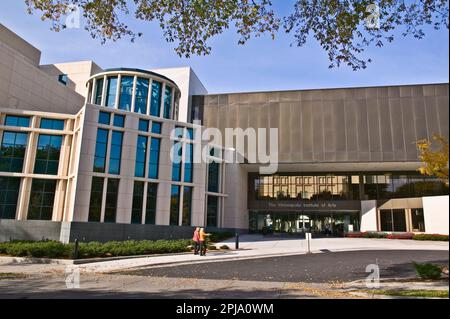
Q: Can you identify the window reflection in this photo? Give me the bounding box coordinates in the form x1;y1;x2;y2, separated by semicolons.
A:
118;76;134;111
163;86;172;119
0;131;28;172
94;78;104;105
149;138;160;179
105;77;118;107
253;173;448;201
150;81;162;117
134;78;149;114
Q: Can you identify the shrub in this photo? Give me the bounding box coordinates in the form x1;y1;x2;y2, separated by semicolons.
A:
345;232;364;238
207;245;217;250
0;241;71;258
220;245;230;250
0;239;192;259
386;233;414;240
362;232;388;239
209;232;235;243
413;234;449;242
413;262;443;280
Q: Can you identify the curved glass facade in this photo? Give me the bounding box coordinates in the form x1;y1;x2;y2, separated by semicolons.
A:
87;70;180;121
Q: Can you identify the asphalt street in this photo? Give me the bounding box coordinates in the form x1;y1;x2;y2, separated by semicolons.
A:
121;250;449;283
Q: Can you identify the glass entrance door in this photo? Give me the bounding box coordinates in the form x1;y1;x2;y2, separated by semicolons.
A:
249;211;360;237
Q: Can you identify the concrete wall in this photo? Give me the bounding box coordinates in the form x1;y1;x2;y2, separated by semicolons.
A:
153;67;208;123
0;25;85;114
64;222;196;243
203;83;449;164
0;23;41;66
423;195;449;235
360;200;378;232
223;164;248;229
40;61;103;98
0;220;62;242
0;220;246;243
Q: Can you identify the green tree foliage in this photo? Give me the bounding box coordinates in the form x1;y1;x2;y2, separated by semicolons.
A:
24;1;448;69
417;134;449;185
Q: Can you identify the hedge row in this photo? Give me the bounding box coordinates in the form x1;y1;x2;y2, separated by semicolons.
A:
0;239;193;259
412;234;449;241
209;232;235;243
345;232;449;241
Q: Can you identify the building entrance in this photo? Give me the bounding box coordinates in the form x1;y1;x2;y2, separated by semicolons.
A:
249;211;360;237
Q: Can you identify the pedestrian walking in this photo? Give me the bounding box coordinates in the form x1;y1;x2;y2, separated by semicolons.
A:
199;228;211;256
192;227;200;255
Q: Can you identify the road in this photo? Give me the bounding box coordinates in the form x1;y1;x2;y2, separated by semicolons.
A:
121;250;448;283
0;250;447;298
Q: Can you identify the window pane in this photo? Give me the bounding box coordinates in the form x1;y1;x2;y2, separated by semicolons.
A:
5;116;30;127
186;128;194;140
109;131;123;175
135;135;147;177
184;143;193;183
150;81;162;117
118;76;134;111
131;181;144;224
411;208;425;232
171;142;182;181
146;183;158;224
106;76;118;107
104;179;119;223
93;129;108;173
207;196;219;227
393;175;410;198
34;135;62;175
170;185;180;226
208;161;220;193
40;119;64;130
0;177;20;219
182;186;192;226
98;111;111;125
380;210;393;232
95;78;104;105
88;177;104;222
392;209;407;232
0;132;28;172
135;78;149;114
96;128;109;143
139;119;149;132
151;122;162;134
113;114;125;128
174;126;184;139
163;86;172;119
149;138;160;179
94;144;107;160
58;74;68;85
27;179;56;220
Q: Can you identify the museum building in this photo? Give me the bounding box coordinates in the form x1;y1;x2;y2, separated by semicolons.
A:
0;23;448;242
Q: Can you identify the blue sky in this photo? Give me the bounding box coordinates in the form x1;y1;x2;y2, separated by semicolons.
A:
1;0;448;93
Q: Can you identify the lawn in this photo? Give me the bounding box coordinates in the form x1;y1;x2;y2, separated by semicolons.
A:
366;289;449;298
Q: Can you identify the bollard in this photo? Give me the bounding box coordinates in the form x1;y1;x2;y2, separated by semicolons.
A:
235;233;239;250
72;239;79;260
306;232;312;254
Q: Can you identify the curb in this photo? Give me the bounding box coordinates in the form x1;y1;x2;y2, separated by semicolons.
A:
0;256;74;265
0;251;195;266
